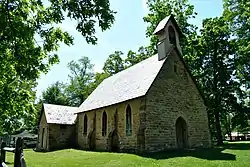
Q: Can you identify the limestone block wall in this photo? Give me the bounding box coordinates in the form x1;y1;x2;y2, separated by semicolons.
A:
77;98;145;152
145;50;211;152
37;113;49;151
77;111;96;149
49;124;76;151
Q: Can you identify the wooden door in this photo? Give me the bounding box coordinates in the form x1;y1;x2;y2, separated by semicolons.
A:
176;117;188;148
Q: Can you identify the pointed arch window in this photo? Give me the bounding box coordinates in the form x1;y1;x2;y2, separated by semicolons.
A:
168;26;177;46
126;105;132;136
102;111;107;136
83;114;88;135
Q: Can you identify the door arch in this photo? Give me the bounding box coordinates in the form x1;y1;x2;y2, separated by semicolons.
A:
88;130;96;150
108;130;119;152
175;117;188;148
88;113;96;150
107;111;120;152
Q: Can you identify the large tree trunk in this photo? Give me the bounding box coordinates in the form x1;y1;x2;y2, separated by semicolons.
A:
215;111;223;145
226;116;232;142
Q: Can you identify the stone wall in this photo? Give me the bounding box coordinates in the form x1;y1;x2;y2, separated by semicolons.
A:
48;124;76;151
77;98;145;152
145;49;211;152
37;112;49;151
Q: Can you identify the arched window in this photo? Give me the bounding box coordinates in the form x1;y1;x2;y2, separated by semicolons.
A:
168;26;177;46
83;114;88;135
126;105;132;136
102;111;107;136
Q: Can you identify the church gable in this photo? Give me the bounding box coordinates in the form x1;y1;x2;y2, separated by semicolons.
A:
143;15;211;151
144;49;211;150
39;112;47;127
147;48;205;109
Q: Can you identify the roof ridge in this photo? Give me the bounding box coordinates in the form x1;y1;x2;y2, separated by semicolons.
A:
102;54;159;82
77;53;167;113
44;103;78;108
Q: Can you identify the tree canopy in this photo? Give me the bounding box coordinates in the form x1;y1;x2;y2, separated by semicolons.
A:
40;81;69;106
66;57;95;106
0;0;115;134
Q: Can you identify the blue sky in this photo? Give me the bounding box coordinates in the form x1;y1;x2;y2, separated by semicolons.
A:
35;0;223;99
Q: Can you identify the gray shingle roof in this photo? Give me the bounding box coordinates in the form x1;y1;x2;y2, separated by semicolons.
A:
153;15;171;34
43;104;78;125
76;54;167;113
153;15;182;36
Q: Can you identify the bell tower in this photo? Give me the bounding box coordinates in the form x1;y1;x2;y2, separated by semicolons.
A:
153;15;183;60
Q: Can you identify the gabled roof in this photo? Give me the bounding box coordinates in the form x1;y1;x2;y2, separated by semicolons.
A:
43;103;78;125
76;47;208;114
153;14;183;36
76;54;168;113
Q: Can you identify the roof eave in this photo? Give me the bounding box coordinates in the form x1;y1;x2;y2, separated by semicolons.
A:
153;15;184;38
75;95;147;115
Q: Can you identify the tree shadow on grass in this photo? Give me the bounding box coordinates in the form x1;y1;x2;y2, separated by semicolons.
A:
223;142;250;150
135;142;250;161
139;147;236;161
33;142;250;161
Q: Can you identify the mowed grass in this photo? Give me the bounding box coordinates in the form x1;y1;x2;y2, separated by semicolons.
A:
6;142;250;167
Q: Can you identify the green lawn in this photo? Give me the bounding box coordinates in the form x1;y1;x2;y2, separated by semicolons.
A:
6;142;250;167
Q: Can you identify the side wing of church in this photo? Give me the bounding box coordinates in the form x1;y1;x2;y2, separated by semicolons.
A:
37;104;78;151
75;15;211;153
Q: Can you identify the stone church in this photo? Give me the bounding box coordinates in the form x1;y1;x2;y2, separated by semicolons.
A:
75;15;211;153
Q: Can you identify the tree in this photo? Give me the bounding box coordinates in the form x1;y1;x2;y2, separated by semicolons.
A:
125;46;151;67
103;51;125;75
231;103;250;134
40;81;69;105
222;0;250;140
223;0;250;91
0;0;115;133
193;17;239;145
0;79;37;134
66;56;95;106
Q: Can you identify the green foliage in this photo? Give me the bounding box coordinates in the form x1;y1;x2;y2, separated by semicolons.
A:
66;57;95;106
223;0;250;90
193;17;240;145
0;0;115;133
39;57;110;109
40;81;69;105
0;79;37;134
103;51;125;75
125;46;151;67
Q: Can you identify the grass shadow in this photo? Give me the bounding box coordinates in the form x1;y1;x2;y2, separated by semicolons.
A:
32;142;250;161
76;147;236;161
139;147;236;161
223;142;250;150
